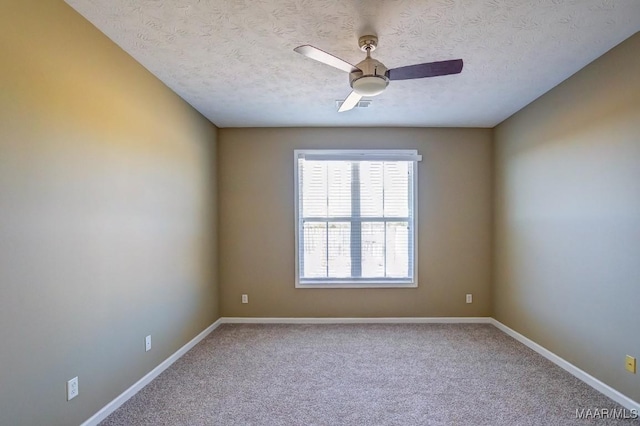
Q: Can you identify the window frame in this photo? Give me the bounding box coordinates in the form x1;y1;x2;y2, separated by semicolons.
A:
294;149;420;289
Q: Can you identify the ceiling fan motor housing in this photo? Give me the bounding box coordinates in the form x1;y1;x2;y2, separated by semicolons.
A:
350;57;389;96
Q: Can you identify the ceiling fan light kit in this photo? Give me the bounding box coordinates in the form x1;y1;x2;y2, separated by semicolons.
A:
294;34;463;112
351;76;388;96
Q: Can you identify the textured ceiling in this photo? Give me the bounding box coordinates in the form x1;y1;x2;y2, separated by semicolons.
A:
65;0;640;128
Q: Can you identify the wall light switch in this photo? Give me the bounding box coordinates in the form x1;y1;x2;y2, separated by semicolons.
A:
626;355;636;373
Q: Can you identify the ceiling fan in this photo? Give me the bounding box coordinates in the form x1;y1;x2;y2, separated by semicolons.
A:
294;35;463;112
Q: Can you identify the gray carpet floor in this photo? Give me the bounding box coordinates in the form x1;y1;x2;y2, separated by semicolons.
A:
100;324;638;425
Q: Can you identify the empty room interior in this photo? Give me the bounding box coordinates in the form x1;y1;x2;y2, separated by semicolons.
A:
1;1;639;425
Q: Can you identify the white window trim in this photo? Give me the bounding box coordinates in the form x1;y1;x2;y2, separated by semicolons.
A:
294;149;420;289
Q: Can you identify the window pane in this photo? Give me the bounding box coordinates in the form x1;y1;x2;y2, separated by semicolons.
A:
360;162;383;217
328;222;351;277
361;222;385;277
386;221;410;278
384;161;409;218
327;161;351;217
301;161;327;217
302;222;326;277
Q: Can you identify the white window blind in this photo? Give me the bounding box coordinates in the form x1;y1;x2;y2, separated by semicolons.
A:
295;149;420;288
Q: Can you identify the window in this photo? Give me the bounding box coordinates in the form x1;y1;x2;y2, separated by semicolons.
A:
295;149;421;288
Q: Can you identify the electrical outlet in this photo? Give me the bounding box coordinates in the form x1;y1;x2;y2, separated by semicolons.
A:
626;355;636;374
145;335;152;352
241;294;249;304
466;294;473;304
67;377;79;401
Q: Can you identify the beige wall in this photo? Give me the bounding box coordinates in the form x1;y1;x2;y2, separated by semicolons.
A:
494;33;640;402
219;128;493;317
4;0;636;421
0;2;218;425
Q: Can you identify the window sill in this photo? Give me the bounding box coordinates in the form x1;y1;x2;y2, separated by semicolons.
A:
296;281;417;289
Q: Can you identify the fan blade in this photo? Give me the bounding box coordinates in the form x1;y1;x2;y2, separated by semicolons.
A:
386;59;463;81
338;91;363;112
294;45;359;73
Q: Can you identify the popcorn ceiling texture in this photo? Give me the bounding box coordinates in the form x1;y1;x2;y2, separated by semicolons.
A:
65;0;640;127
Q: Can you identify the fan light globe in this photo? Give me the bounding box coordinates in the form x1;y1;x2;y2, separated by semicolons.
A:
352;76;388;97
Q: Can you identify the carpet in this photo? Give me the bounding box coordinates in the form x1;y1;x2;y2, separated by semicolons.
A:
99;324;637;425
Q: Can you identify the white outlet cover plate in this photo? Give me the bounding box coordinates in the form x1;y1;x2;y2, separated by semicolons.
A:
145;335;152;352
67;377;79;401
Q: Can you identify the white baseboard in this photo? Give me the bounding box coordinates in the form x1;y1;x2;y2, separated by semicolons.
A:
80;318;224;426
220;316;492;324
490;318;640;412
